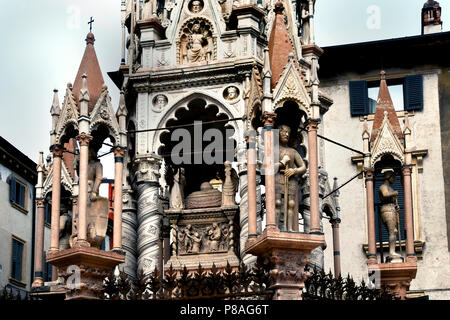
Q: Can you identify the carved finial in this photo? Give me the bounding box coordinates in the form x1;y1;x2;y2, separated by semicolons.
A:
263;47;271;77
380;70;386;80
383;110;389;120
362;115;370;139
86;32;95;45
67;82;73;90
46;154;52;167
274;1;284;13
50;89;60;116
37;151;45;172
102;84;108;92
403;111;412;135
79;73;90;102
117;90;128;117
333;177;340;198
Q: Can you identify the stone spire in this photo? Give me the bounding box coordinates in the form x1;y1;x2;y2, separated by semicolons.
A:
370;71;403;143
72;32;105;113
268;1;298;90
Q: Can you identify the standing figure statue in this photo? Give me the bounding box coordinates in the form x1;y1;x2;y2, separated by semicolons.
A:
207;223;222;251
185;23;210;63
170;167;186;209
222;161;239;206
275;125;307;232
301;1;311;45
379;169;402;262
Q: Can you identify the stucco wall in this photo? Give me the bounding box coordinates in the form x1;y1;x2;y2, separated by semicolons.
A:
320;71;450;299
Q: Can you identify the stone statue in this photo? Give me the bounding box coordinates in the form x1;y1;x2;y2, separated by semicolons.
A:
70;147;109;248
183;23;212;63
179;224;193;253
142;0;157;20
222;161;239;206
207;223;222;251
379;169;402;262
59;202;72;250
275;125;307;231
301;1;311;45
169;167;185;209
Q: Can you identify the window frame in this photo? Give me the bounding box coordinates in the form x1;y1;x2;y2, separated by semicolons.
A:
9;236;26;288
9;175;29;214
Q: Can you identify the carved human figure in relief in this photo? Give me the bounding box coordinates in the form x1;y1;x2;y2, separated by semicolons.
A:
275;125;307;232
186;231;202;253
301;1;311;45
182;22;212;63
379;169;401;261
189;0;203;13
207;223;222;251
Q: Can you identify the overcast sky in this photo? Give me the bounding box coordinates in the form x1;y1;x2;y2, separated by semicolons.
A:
0;0;447;176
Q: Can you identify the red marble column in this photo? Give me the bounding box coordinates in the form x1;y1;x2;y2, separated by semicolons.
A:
262;112;277;230
402;166;415;261
365;169;377;264
246;131;257;238
307;120;321;234
113;147;126;251
331;218;341;277
75;134;92;247
32;199;46;287
50;145;63;252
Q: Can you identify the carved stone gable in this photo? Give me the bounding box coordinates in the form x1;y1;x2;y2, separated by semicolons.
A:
89;88;121;145
55;86;79;144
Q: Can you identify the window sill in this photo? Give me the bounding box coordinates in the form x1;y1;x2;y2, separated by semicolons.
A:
9;277;26;288
363;240;425;258
10;201;28;215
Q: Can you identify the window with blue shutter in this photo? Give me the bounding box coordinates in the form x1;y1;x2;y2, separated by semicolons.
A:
9;177;16;203
9;176;27;212
404;74;424;111
374;173;407;243
349;81;369;116
11;239;24;282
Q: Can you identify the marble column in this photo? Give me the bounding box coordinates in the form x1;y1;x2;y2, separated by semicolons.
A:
75;134;92;247
50;145;63;252
32;199;46;287
134;155;162;275
113;147;127;251
262;112;277;230
246;131;258;238
365;169;377;264
402;166;416;261
121;188;138;278
331;218;341;276
307;120;321;234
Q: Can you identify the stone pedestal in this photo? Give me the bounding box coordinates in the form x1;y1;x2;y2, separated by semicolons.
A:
245;227;325;300
368;260;417;300
165;205;240;273
46;247;125;300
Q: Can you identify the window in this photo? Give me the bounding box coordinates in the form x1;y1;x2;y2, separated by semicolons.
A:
10;238;25;283
349;74;423;116
9;176;28;213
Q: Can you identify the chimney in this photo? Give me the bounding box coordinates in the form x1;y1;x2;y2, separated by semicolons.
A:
422;0;443;35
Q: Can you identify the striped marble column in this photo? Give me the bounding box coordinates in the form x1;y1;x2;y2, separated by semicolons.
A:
121;188;138;278
134;155;162;275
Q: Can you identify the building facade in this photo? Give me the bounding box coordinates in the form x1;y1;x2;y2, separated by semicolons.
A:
0;136;51;296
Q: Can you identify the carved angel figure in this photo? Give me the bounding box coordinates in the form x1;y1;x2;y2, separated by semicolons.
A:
222;161;239;206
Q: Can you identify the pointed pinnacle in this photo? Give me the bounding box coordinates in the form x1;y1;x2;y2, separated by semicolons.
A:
37;151;45;172
263;47;271;77
50;89;61;116
79;73;90;102
117;91;128;117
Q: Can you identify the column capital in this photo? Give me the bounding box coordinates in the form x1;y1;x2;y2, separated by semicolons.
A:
134;154;162;184
306;118;320;130
402;165;412;176
50;144;64;157
364;168;375;178
36;199;46;208
76;133;93;146
113;146;127;158
261;112;277;128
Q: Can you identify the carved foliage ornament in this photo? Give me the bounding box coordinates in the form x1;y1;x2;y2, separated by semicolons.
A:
90;90;121;145
55;86;79;144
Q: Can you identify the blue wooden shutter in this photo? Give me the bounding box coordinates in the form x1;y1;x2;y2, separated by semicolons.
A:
404;74;423;111
18;184;25;207
9;177;16;203
349;81;369;116
12;240;23;281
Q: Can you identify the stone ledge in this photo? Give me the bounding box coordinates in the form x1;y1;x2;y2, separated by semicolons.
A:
245;227;325;257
